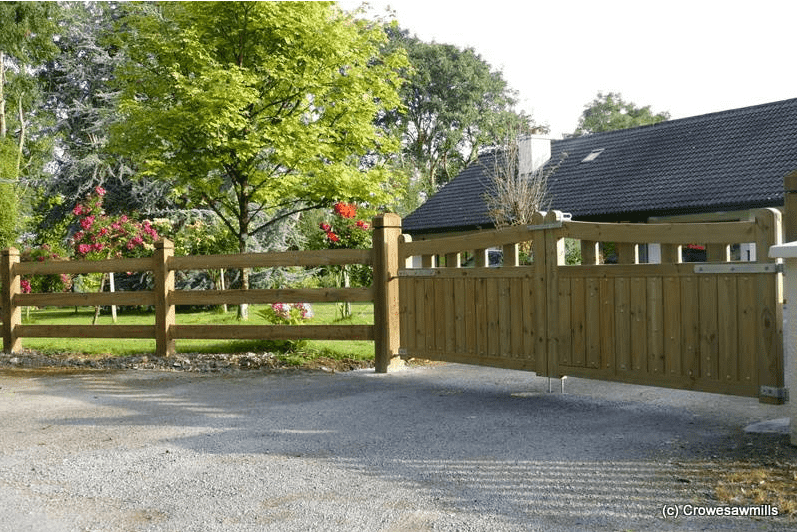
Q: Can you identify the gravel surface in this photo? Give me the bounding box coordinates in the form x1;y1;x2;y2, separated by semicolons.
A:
0;357;795;531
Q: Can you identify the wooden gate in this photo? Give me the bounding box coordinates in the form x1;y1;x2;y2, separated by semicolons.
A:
398;209;785;403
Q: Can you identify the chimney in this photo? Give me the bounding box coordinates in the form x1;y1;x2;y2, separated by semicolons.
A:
517;135;552;177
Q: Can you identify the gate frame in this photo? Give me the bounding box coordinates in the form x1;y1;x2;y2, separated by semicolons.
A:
396;208;785;404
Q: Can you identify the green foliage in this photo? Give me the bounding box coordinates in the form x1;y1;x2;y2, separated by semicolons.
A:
111;2;408;256
564;238;582;265
170;216;239;257
0;140;17;248
573;91;670;136
0;2;58;63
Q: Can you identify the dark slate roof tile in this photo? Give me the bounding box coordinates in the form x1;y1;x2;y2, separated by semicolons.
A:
404;98;797;233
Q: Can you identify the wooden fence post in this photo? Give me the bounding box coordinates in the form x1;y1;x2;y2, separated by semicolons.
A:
372;214;402;373
154;239;175;357
1;247;21;353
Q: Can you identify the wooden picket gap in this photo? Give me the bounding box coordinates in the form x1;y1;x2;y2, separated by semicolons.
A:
397;208;785;403
1;215;401;372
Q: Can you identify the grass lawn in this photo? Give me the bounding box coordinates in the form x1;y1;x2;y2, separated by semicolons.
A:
19;302;375;363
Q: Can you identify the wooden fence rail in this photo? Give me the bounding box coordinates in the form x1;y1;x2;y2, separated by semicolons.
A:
1;214;402;372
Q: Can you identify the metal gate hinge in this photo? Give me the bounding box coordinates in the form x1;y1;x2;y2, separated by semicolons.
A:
759;386;789;402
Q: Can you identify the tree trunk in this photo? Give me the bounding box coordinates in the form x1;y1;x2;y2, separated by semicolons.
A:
236;218;249;321
0;50;6;139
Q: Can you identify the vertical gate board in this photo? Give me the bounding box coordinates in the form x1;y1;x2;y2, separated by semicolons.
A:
454;278;466;354
413;278;425;353
680;276;700;380
465;278;476;354
558;278;573;366
499;278;512;357
401;278;415;353
585;278;601;369
717;275;738;382
647;277;665;376
699;276;719;380
434;278;446;353
600;278;616;372
736;275;756;385
420;279;432;352
422;279;437;353
663;276;682;377
630;277;647;372
444;278;455;353
614;277;631;372
510;278;524;357
476;279;488;356
486;278;500;356
570;277;586;367
522;277;536;364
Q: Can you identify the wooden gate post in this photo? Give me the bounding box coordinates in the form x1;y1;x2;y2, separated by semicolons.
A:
372;214;402;373
1;248;21;353
154;239;175;357
755;208;784;404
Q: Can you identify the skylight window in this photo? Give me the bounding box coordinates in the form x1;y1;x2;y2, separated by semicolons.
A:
581;148;605;162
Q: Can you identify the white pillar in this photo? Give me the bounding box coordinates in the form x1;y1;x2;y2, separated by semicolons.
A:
769;242;797;446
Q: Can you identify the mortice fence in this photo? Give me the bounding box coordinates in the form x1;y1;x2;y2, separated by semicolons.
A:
0;207;791;404
1;215;402;373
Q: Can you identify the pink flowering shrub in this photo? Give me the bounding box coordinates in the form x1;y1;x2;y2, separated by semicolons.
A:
70;187;162;260
19;244;73;294
256;302;314;352
259;302;314;325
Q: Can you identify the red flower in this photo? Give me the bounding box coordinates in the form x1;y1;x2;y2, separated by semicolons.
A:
95;186;106;196
356;220;369;230
319;222;331;232
333;202;356;219
326;231;340;243
20;280;32;294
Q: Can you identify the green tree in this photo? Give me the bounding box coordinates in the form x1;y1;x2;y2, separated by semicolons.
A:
573;91;670;136
111;1;406;319
383;28;541;193
0;1;58;248
36;2;172;234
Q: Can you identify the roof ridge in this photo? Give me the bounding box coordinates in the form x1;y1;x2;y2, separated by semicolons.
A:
563;96;797;140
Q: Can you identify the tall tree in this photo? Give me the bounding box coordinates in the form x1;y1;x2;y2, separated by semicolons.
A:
111;1;406;319
36;1;173;236
573;91;670;136
0;1;58;247
383;28;541;193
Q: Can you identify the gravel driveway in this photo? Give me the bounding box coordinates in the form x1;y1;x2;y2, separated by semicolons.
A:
1;363;795;531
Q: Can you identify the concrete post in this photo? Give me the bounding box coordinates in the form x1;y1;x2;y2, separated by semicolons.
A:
769;241;797;446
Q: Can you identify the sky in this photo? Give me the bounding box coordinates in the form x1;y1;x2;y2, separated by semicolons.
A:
339;0;797;138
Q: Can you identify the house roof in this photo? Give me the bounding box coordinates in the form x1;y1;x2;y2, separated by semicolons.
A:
403;97;797;234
